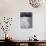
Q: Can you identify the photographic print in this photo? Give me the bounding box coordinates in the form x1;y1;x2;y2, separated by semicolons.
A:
20;12;32;29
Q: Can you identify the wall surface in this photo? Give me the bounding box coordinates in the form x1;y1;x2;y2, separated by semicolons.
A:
0;0;46;40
